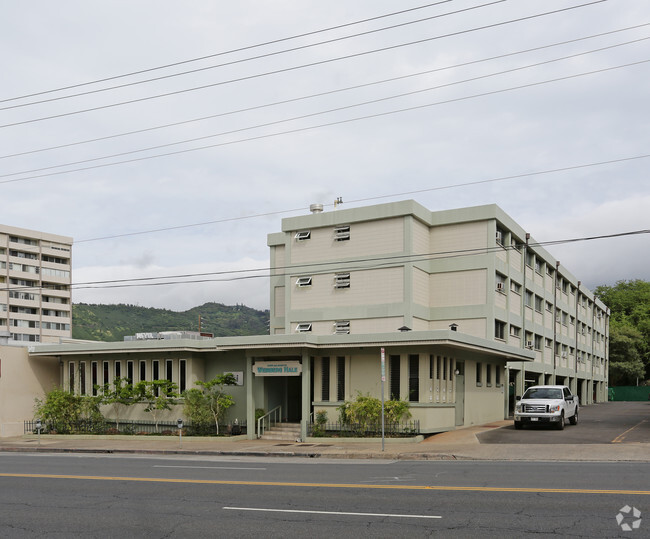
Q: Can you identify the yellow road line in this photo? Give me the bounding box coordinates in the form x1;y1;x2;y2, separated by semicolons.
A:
0;473;649;495
612;419;647;443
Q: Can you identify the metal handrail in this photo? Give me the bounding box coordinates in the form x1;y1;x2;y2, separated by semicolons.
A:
257;405;282;438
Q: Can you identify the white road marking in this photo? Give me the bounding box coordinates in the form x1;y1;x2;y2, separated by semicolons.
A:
223;507;441;519
154;465;265;470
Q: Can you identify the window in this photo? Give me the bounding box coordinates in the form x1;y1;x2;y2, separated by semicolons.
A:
389;355;400;400
127;361;134;385
476;362;482;385
534;335;543;351
296;276;312;287
152;360;160;396
436;356;442;380
486;364;492;386
166;360;173;382
408;355;419;402
495;365;501;387
139;360;146;382
545;338;553;348
103;361;109;386
295;231;311;241
296;323;312;333
91;362;98;396
496;228;504;246
525;290;533;308
510;281;522;294
334;225;350;241
336;357;345;401
114;361;121;379
79;362;86;395
443;357;447;380
545;301;553;312
179;360;187;393
69;362;75;393
534;295;543;312
534;258;543;274
321;357;330;401
334;273;350;289
495;320;506;340
511;236;522;252
526;251;534;268
429;355;434;379
334;320;350;334
510;325;521;338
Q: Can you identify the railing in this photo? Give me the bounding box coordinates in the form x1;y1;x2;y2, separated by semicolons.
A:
257;405;282;438
24;419;246;436
309;420;420;437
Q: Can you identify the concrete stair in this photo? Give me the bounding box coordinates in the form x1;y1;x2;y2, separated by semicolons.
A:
260;422;301;441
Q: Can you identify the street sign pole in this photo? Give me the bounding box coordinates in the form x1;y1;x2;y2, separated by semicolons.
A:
381;347;385;452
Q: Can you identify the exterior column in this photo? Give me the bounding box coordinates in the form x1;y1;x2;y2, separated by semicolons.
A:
300;350;311;441
246;355;255;440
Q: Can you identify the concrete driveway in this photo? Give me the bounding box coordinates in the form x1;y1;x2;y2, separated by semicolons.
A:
477;401;650;445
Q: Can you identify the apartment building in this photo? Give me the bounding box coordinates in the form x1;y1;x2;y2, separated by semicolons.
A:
268;200;609;407
0;224;73;344
23;200;607;439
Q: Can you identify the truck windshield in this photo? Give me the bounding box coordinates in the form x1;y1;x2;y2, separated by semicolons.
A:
524;388;563;399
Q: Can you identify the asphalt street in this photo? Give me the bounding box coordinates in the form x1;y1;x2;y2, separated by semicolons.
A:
0;453;647;538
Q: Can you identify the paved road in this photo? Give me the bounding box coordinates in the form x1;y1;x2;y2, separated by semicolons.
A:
478;401;650;445
0;453;648;537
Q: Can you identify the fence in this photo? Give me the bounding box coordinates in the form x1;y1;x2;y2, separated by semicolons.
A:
609;386;650;402
24;419;247;436
309;420;420;437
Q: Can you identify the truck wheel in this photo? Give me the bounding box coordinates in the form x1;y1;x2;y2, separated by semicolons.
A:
569;409;578;425
556;413;565;430
514;422;523;430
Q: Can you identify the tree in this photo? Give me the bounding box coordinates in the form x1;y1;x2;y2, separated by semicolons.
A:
596;280;650;384
134;380;179;433
34;388;103;434
98;377;138;431
183;374;237;435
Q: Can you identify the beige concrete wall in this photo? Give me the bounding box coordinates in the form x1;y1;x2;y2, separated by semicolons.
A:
412;267;429;308
463;360;507;426
412;219;429;254
430;269;487;307
428;318;487;338
430;221;488;256
0;345;59;437
290;217;404;264
291;267;404;310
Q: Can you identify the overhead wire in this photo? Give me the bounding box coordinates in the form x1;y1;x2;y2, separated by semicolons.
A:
3;228;648;293
2;58;648;186
0;0;458;103
4;22;645;162
0;0;608;129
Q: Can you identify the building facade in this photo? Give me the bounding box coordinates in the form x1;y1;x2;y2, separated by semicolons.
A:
0;224;72;344
268;200;609;408
19;200;608;440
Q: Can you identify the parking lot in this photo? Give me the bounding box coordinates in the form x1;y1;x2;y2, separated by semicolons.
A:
478;401;650;445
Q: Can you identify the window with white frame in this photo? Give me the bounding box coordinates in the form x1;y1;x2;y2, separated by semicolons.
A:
510;281;522;294
495;273;506;293
494;320;506;340
334;320;350;334
296;276;312;287
294;231;311;241
510;325;521;338
296;323;312;333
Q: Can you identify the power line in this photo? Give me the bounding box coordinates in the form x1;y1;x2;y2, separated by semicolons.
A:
3;58;648;186
0;1;607;129
0;1;457;104
2;1;501;111
5;23;645;162
4;228;648;293
72;153;650;243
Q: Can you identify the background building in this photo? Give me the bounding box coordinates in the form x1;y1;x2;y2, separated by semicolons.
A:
0;224;72;344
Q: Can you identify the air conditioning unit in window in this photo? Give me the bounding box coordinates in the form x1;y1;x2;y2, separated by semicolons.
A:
496;282;504;291
526;341;533;349
495;230;503;244
561;352;568;358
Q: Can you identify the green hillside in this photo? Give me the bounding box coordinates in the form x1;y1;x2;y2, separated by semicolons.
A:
72;302;269;342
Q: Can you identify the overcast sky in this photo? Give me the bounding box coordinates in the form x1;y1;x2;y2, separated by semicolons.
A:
2;0;648;311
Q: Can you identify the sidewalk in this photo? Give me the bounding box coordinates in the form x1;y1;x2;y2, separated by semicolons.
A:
1;421;648;461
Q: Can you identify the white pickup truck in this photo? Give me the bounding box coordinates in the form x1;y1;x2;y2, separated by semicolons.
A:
514;385;579;430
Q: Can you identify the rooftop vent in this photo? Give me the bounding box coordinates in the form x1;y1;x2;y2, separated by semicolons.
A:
309;203;324;214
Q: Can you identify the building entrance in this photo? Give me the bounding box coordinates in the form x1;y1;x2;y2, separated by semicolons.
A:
264;375;303;422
